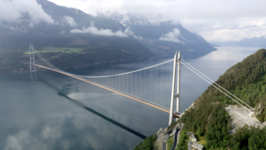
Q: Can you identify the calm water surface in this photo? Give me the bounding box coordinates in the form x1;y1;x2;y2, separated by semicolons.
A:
0;47;262;150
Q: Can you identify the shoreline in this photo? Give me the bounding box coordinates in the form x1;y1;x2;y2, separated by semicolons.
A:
0;55;152;75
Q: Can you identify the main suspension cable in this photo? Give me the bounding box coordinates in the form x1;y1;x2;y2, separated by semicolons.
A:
181;59;253;110
180;61;252;112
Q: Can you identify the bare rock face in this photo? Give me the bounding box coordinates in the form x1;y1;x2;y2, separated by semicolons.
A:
254;102;266;122
255;103;265;116
157;128;164;136
225;105;265;134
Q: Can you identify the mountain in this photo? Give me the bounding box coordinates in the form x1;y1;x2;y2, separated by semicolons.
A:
212;37;266;47
0;0;216;57
0;0;216;73
101;14;217;58
135;49;266;150
200;49;266;121
177;48;266;149
0;0;146;53
0;0;153;73
131;22;216;58
185;49;266;146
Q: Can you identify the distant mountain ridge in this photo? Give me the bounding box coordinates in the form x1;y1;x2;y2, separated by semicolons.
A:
130;22;216;58
212;37;266;47
101;14;216;58
0;0;217;73
0;0;152;73
0;0;133;51
0;0;215;59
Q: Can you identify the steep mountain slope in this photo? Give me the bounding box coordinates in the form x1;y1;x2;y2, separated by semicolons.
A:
135;49;266;150
0;0;152;73
0;0;148;54
178;48;266;149
133;23;216;58
104;15;216;58
0;0;216;58
200;49;266;121
0;0;216;73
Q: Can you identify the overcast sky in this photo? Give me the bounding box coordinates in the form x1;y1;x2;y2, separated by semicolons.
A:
47;0;266;42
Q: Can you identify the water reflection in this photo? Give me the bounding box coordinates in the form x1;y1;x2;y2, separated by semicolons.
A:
0;76;149;150
2;80;144;150
40;78;146;139
200;47;262;61
3;112;130;150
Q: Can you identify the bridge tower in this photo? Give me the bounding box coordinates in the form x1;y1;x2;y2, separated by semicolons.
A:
29;44;36;72
169;52;181;125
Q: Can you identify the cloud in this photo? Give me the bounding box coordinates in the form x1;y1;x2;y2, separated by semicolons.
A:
67;92;116;100
159;28;183;43
133;35;143;39
62;16;77;27
70;22;143;38
198;17;266;41
2;112;140;150
48;0;266;42
200;27;266;42
0;0;54;27
70;22;131;37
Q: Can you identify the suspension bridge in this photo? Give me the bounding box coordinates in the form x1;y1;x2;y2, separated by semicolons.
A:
28;44;254;125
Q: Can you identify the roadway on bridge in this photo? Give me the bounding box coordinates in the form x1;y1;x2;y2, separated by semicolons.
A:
33;64;178;117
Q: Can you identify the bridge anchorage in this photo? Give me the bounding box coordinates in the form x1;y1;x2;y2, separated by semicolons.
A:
29;44;256;126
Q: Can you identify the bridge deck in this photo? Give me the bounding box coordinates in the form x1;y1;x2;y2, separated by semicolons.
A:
33;64;178;117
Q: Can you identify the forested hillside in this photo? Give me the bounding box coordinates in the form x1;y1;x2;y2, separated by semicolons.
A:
178;49;266;149
135;49;266;150
0;0;216;73
200;49;266;122
0;41;152;73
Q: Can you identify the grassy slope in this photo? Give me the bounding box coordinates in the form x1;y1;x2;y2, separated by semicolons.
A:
167;136;174;150
25;47;82;54
0;44;153;73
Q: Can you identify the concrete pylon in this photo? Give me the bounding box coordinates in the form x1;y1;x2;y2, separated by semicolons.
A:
169;52;181;126
29;44;36;72
176;52;181;115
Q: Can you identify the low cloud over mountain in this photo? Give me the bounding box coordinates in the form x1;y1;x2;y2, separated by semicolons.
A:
0;0;215;59
48;0;266;43
159;29;184;43
0;0;54;28
70;22;133;37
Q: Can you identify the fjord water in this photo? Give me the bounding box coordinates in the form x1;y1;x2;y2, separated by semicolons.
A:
0;47;261;150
